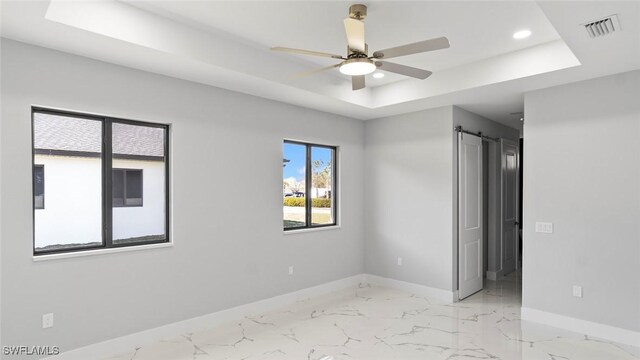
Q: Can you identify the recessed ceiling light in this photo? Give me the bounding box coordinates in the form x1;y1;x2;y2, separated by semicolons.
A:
372;72;385;79
513;30;532;39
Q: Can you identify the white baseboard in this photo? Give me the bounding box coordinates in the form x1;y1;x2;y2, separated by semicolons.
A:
47;274;365;360
363;274;456;303
521;307;640;347
486;269;503;281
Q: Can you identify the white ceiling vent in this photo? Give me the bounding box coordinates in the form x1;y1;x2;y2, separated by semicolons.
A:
583;14;621;38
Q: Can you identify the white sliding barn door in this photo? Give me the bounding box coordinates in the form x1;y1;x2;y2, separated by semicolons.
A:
501;140;519;275
458;133;483;300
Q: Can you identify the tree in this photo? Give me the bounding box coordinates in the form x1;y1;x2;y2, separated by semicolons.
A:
290;180;305;194
312;159;332;198
283;177;304;194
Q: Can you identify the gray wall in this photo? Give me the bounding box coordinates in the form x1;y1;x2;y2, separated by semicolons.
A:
523;70;640;331
0;31;3;351
452;107;520;284
0;39;365;354
9;35;634;356
364;107;455;291
363;106;520;294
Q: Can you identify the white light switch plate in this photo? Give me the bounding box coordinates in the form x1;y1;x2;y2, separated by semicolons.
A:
397;257;403;266
535;222;553;233
288;266;294;275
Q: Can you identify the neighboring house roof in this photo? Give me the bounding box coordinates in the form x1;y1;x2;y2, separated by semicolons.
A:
34;112;165;158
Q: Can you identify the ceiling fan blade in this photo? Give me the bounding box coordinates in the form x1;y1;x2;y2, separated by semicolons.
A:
271;47;344;59
352;75;365;90
375;61;432;79
372;37;450;59
291;64;340;79
344;18;365;53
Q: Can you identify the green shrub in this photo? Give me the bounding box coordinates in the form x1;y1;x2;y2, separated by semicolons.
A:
312;198;331;208
283;197;332;208
283;197;305;207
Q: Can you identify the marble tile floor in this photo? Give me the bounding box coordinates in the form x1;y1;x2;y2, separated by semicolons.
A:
107;272;639;360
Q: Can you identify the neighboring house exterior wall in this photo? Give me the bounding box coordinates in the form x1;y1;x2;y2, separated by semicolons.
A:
34;155;165;248
34;155;101;248
283;187;330;198
112;158;165;241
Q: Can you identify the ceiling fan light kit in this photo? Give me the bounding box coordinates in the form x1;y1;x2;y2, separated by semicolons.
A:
271;4;450;90
339;58;377;76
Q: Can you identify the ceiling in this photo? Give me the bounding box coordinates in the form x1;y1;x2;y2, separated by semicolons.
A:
1;1;639;130
127;1;562;87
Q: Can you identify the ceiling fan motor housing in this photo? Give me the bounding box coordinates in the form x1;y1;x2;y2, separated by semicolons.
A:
349;4;367;20
348;44;369;57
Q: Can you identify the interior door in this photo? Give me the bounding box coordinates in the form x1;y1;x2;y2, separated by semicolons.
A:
501;140;519;275
458;133;483;300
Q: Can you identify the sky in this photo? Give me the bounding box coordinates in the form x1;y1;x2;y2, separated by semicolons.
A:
283;143;332;183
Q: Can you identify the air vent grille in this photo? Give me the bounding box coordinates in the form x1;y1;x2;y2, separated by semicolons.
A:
583;14;620;38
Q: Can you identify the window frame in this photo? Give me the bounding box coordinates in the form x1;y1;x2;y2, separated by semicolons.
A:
31;107;170;256
33;164;45;210
283;140;338;231
112;168;144;208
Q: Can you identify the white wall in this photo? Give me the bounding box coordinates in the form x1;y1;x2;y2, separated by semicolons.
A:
33;156;165;248
523;70;640;332
364;107;455;292
0;39;365;355
33;155;102;247
112;158;166;241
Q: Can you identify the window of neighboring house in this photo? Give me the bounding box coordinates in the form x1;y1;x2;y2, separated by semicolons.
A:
34;165;44;209
32;108;169;255
283;140;337;230
113;169;143;207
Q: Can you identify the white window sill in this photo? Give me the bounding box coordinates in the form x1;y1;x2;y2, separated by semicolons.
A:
32;242;173;262
284;225;341;235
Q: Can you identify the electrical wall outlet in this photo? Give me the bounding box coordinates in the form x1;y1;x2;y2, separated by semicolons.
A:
42;313;54;329
397;257;403;266
288;266;294;276
535;222;554;234
573;285;583;298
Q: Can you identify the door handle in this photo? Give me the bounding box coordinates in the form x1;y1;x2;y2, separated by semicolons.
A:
514;221;520;226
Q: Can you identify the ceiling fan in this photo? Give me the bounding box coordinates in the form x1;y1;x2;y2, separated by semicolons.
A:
271;4;450;91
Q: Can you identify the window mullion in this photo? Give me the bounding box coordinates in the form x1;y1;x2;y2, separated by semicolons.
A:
306;144;312;228
123;170;128;205
332;149;337;226
103;119;113;247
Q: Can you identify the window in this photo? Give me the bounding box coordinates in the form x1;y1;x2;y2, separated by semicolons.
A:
33;165;44;209
32;108;169;254
113;169;143;207
283;141;337;230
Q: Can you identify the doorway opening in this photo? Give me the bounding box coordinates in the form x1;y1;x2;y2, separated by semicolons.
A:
456;126;521;301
